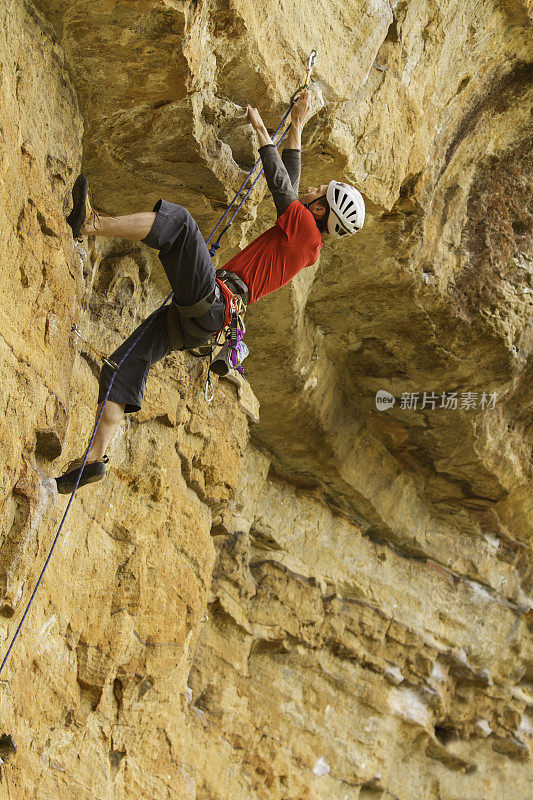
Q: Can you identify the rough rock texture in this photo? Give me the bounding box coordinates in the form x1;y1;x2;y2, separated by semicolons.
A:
184;448;532;799
1;1;532;799
0;3;249;798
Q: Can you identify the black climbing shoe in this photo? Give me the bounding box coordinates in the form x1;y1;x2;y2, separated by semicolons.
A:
66;174;97;240
55;455;109;494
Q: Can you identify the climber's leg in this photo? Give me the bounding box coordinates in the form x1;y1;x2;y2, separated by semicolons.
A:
87;400;125;460
55;305;170;494
66;173;157;241
67;177;221;329
97;305;172;415
142;200;225;344
55;401;124;494
57;191;224;494
143;200;215;302
82;212;157;241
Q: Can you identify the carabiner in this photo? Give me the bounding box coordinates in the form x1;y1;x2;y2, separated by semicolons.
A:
205;373;214;403
290;49;318;105
305;49;318;88
205;348;215;403
71;323;118;371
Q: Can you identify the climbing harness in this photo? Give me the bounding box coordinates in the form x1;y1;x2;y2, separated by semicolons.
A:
205;269;249;380
0;50;318;676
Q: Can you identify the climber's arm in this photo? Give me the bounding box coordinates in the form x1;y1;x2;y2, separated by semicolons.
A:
247;105;273;147
258;145;298;217
247;105;297;217
281;149;301;195
283;91;311;153
281;92;311;194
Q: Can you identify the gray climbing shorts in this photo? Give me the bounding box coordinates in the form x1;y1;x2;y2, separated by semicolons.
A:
98;200;225;413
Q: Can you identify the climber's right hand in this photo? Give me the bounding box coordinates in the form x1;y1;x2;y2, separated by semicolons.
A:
247;105;265;132
291;91;311;127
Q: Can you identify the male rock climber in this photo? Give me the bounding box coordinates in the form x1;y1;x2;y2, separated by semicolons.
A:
56;92;365;492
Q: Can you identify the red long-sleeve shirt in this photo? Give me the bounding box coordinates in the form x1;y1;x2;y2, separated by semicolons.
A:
216;200;322;327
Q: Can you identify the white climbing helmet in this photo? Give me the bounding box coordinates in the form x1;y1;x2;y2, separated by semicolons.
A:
326;180;365;238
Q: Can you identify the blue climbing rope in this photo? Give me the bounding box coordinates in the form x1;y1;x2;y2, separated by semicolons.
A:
0;57;316;676
206;103;294;256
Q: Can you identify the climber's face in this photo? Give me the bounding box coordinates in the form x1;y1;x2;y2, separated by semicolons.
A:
301;184;328;205
301;184;328;219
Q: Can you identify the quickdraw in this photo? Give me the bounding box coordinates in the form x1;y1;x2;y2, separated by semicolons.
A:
291;49;317;103
71;323;118;371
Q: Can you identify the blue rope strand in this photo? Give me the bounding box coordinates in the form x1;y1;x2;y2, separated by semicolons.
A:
204;104;293;247
0;102;297;676
0;289;174;676
212;122;293;248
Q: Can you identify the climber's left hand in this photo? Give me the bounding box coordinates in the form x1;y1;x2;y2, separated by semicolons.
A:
247;105;266;132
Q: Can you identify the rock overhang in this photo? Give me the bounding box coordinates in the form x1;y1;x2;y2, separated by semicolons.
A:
33;0;532;546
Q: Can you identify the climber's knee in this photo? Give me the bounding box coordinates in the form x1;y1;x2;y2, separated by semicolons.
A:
99;399;125;423
141;199;198;253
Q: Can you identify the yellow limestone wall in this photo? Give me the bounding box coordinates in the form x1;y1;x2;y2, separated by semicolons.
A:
0;3;250;797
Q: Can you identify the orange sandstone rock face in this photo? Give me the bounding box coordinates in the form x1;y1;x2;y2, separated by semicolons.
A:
183;447;532;798
1;1;532;799
0;3;249;799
